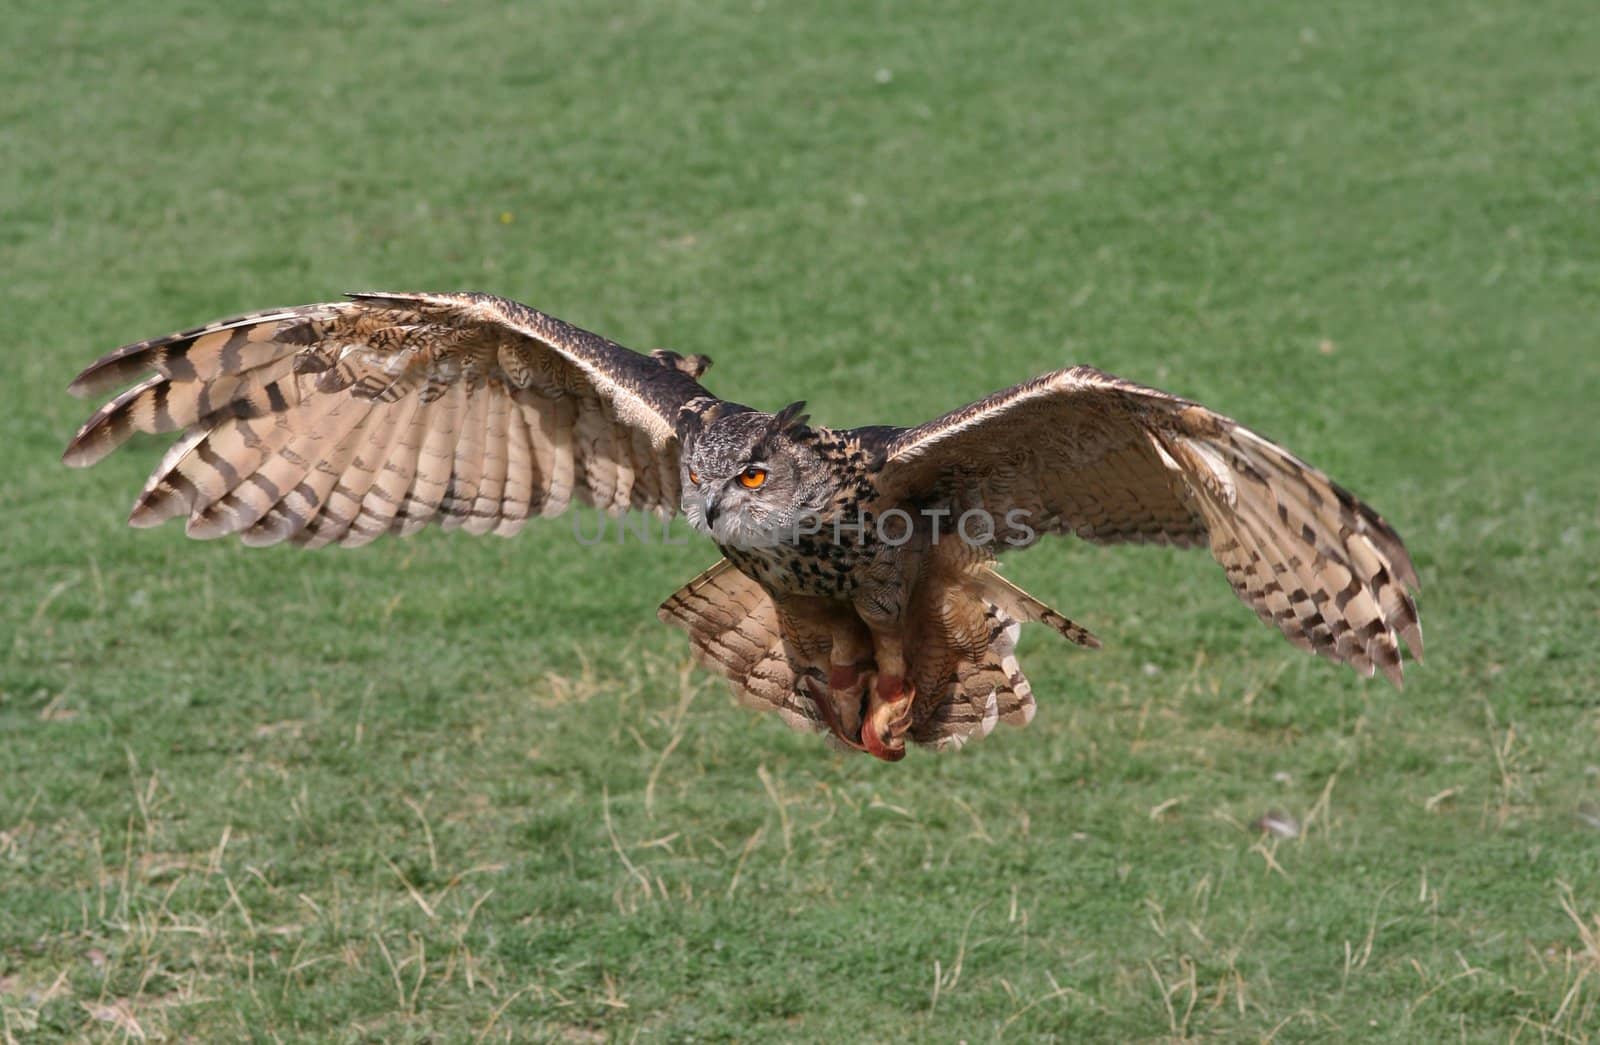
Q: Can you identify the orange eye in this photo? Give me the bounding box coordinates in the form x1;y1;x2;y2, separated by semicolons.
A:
738;466;768;490
688;469;700;485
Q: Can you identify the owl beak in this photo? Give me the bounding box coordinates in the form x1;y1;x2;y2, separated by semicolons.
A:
701;489;721;526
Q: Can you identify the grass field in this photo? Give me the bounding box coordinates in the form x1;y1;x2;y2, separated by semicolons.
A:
4;0;1599;1040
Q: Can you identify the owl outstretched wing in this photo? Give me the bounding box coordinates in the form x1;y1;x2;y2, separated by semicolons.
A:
63;291;716;547
874;366;1422;684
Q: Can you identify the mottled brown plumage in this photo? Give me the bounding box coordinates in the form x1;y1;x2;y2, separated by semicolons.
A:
64;291;1422;760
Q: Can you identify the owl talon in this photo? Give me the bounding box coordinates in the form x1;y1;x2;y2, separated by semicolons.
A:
862;675;915;762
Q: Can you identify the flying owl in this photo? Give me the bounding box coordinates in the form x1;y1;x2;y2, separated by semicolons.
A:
63;291;1422;760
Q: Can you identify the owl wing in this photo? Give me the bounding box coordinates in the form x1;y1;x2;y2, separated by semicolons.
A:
63;291;717;547
874;366;1422;684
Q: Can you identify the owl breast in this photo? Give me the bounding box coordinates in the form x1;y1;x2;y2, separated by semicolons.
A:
720;520;871;599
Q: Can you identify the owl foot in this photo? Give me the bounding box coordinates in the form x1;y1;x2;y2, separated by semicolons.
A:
861;674;915;762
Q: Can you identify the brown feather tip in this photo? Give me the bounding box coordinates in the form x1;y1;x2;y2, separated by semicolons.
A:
67;346;153;399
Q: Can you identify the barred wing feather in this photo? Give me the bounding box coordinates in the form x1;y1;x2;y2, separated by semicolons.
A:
878;366;1422;684
63;291;714;547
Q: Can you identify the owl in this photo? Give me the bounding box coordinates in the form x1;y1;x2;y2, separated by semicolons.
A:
63;291;1422;760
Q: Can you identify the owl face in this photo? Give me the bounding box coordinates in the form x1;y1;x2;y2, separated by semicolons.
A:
681;404;825;548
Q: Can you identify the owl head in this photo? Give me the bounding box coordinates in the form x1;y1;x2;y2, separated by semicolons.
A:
680;402;827;548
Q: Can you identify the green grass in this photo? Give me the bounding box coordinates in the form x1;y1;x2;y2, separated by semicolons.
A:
4;0;1599;1039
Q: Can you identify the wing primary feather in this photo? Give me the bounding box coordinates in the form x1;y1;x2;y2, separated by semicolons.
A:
527;394;577;517
270;405;380;547
66;307;329;400
127;428;208;527
495;393;537;535
394;381;466;536
193;382;368;539
466;387;512;536
237;395;378;546
303;392;417;548
346;393;428;546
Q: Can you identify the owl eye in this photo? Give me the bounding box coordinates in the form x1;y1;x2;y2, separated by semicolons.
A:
738;466;768;490
688;468;700;485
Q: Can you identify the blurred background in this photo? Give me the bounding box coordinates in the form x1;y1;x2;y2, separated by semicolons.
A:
4;0;1597;1039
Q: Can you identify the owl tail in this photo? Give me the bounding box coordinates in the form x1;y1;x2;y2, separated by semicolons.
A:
905;566;1099;751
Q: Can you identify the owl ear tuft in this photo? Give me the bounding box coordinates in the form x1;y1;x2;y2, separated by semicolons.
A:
768;401;811;439
678;400;751;445
677;408;703;443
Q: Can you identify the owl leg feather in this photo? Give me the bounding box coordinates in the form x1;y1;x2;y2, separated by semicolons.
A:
827;626;872;737
802;675;868;754
802;627;875;753
861;630;915;762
